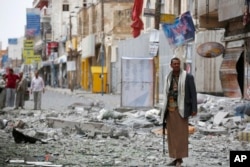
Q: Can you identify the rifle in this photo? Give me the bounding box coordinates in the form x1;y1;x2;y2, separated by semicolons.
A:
162;109;168;155
162;123;166;155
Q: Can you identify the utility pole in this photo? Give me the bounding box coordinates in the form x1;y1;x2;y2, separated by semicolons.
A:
69;15;74;92
154;0;161;104
101;0;105;96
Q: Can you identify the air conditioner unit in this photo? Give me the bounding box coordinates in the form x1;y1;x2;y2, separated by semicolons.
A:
105;36;112;45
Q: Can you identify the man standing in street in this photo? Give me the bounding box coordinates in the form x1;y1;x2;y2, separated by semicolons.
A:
3;68;20;108
15;72;28;109
30;70;45;110
161;57;197;167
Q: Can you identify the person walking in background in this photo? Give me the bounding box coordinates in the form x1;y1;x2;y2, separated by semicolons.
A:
30;70;45;110
3;68;20;108
14;72;28;109
161;57;197;167
0;73;6;109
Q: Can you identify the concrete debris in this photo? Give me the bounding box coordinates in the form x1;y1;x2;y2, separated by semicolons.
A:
145;109;161;125
199;113;213;121
0;119;8;129
2;89;250;166
213;111;229;125
197;121;206;127
111;128;129;139
97;108;125;121
245;123;250;131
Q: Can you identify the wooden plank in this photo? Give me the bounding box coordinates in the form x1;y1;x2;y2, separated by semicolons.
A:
199;15;227;29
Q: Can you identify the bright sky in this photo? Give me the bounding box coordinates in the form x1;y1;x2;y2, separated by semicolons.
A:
0;0;33;49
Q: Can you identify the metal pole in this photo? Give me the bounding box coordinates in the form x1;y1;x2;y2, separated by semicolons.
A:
101;0;104;96
69;16;74;92
154;0;161;104
101;44;104;96
155;0;164;153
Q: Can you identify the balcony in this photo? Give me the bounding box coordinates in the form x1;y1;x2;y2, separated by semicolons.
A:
41;7;51;23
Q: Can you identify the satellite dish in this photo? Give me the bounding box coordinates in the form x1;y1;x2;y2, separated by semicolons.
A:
197;42;224;58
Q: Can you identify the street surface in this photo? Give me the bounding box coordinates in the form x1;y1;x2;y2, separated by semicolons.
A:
0;87;250;167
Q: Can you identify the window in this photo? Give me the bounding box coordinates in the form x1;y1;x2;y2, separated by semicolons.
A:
62;4;69;11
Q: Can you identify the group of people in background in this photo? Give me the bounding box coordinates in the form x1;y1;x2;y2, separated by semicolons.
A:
0;68;45;110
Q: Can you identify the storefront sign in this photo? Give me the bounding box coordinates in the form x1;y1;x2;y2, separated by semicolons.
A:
197;42;224;58
160;14;175;24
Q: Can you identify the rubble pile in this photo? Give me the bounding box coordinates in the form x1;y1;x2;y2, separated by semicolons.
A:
0;92;250;166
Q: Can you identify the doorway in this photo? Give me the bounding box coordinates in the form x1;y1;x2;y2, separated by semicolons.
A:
236;52;244;96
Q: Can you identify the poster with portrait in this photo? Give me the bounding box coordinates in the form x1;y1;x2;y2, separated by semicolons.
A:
162;11;195;48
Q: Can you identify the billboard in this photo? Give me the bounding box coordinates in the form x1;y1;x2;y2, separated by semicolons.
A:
26;8;41;37
8;38;18;45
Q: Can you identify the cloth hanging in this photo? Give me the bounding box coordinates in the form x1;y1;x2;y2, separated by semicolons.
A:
131;0;144;38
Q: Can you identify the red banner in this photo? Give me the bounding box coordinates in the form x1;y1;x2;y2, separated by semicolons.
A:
46;42;58;56
131;0;144;38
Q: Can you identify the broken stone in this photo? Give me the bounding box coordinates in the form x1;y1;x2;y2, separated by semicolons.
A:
88;131;96;138
14;120;26;129
74;125;87;136
111;128;129;139
199;113;213;121
145;109;160;117
199;105;209;112
46;112;59;118
145;109;161;125
198;126;227;135
198;121;206;127
213;111;228;125
121;117;154;129
222;119;237;129
97;109;124;121
222;116;242;125
0;119;8;129
19;110;34;116
75;106;84;112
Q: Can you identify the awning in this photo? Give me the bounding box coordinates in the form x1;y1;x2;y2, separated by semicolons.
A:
34;39;43;51
54;55;67;64
41;60;52;67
